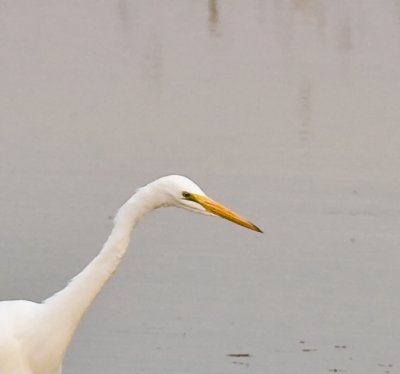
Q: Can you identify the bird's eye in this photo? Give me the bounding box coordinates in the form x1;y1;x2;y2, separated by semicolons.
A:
182;191;191;199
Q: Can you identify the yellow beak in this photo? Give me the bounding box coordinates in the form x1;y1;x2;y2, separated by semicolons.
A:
191;194;262;233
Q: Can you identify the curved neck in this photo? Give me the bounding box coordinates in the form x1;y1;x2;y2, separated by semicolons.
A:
41;183;165;359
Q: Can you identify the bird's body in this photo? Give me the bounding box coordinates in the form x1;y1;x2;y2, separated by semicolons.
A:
0;175;260;374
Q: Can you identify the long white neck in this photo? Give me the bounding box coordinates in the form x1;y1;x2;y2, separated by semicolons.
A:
40;182;165;361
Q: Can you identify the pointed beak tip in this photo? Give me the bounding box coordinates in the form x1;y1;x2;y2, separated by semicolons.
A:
252;224;263;233
192;194;263;234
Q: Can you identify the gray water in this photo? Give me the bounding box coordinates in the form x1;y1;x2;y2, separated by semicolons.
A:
1;1;400;373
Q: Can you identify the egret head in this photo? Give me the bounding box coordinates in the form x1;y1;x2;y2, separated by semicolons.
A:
155;175;262;233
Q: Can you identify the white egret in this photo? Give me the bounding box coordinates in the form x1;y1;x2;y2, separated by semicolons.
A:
0;175;261;374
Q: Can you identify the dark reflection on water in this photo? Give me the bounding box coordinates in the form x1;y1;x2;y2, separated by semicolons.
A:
297;77;312;151
116;0;130;32
208;0;219;36
142;34;163;83
266;0;362;55
337;8;353;52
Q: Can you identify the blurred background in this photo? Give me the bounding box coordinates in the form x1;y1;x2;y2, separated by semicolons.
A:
1;1;400;373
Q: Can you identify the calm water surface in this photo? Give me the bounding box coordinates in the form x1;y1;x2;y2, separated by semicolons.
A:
1;1;400;373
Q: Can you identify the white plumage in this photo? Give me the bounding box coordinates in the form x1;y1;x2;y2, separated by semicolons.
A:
0;175;260;373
